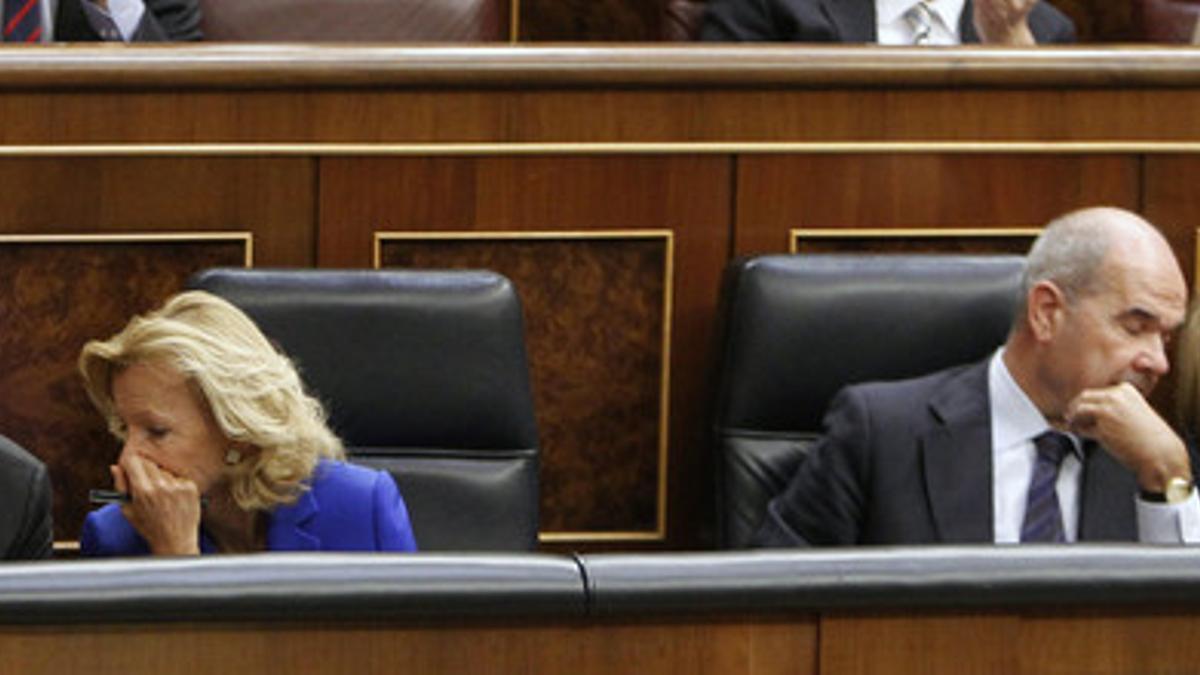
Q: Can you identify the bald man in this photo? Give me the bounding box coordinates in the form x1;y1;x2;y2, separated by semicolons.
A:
755;207;1200;546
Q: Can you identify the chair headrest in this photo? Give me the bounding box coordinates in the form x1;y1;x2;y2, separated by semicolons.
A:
715;254;1026;434
190;268;538;450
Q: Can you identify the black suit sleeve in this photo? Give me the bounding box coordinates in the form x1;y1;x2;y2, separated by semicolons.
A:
0;437;52;561
1027;1;1076;44
132;0;203;41
700;0;784;41
752;386;872;547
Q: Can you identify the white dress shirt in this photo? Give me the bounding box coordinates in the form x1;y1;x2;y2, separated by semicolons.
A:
989;348;1200;543
877;0;965;45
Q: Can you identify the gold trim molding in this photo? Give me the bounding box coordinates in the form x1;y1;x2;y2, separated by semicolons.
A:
0;232;255;267
3;141;1200;158
374;230;674;544
538;531;665;544
791;227;1042;254
509;0;519;43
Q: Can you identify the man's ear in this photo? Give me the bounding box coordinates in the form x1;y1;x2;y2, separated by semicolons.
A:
1027;280;1067;343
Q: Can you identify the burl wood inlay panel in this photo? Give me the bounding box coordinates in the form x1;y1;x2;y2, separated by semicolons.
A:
0;240;247;540
380;236;668;534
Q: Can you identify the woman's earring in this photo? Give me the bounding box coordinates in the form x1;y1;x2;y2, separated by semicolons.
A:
224;448;242;465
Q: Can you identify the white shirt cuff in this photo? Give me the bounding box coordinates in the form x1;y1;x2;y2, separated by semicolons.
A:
1137;489;1200;543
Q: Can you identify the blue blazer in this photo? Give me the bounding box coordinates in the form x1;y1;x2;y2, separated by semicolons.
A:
81;460;418;555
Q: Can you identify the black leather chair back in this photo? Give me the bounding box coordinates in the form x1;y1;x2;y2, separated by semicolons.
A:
200;0;511;41
190;268;539;551
713;254;1026;548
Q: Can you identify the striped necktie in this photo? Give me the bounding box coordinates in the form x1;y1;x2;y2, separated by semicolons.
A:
1020;431;1072;543
4;0;41;43
907;1;935;45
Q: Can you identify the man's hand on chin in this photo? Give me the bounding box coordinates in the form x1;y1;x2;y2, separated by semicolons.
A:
973;0;1037;45
1066;382;1192;494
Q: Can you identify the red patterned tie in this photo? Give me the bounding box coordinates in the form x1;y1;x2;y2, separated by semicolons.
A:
4;0;41;43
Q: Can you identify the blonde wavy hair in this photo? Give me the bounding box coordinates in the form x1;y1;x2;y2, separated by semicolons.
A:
79;290;344;511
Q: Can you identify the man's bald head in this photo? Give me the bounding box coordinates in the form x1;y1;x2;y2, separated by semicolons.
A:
1013;207;1174;332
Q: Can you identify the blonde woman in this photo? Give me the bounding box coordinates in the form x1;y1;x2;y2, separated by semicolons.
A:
79;291;417;555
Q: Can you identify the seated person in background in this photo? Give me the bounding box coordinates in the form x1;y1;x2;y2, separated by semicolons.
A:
700;0;1075;45
4;0;201;43
1174;303;1200;448
0;436;52;560
79;291;418;556
756;206;1200;547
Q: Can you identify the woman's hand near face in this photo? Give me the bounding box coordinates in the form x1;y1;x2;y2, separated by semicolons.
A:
114;453;202;555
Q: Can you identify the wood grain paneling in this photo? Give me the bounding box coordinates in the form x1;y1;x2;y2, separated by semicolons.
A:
0;617;818;675
0;238;248;541
0;157;314;266
5;89;1200;146
1016;610;1200;674
821;609;1200;675
0;617;819;675
10;608;1200;675
735;154;1139;256
1140;156;1200;422
378;234;671;535
321;155;731;545
822;611;1018;675
1143;156;1200;292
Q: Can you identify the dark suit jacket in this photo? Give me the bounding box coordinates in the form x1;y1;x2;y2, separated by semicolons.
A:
0;436;52;560
79;460;419;555
55;0;202;41
754;360;1142;546
701;0;1076;43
